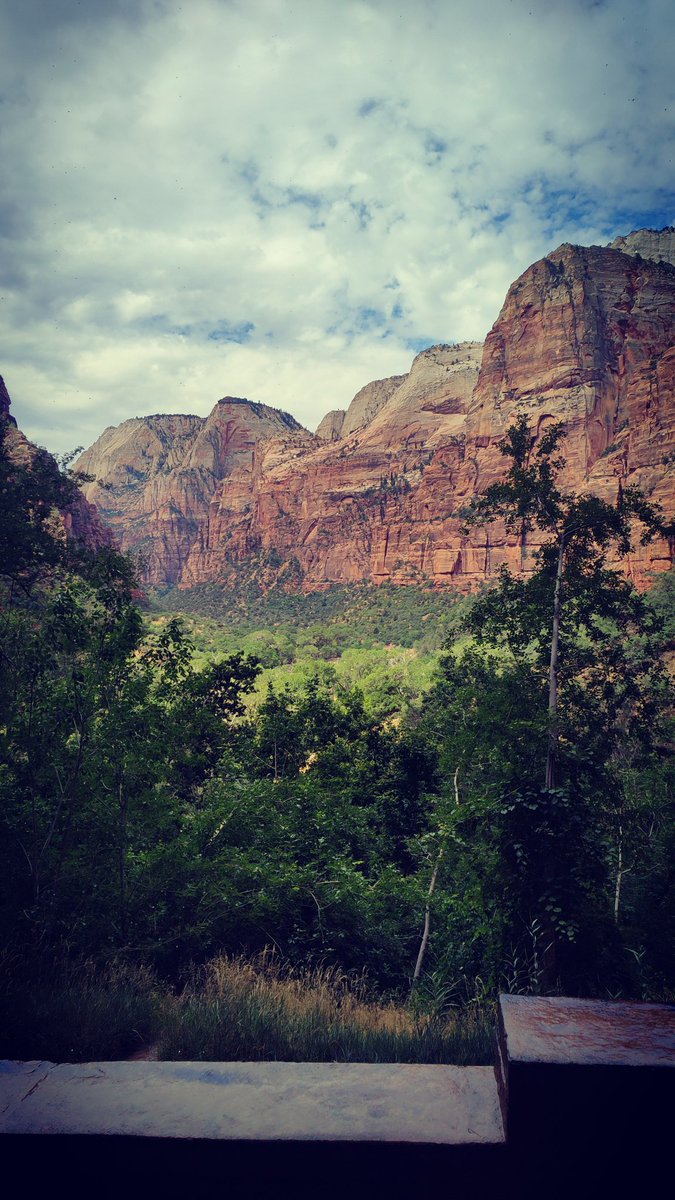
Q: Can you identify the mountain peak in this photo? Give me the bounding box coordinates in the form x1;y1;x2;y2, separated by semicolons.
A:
72;236;675;592
608;226;675;267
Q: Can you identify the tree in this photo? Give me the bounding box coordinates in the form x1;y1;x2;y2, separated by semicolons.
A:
406;647;552;994
0;422;82;597
455;415;673;990
463;415;666;790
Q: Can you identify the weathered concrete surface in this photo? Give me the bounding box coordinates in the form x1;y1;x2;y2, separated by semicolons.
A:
0;1060;503;1145
0;1060;506;1200
497;994;675;1199
0;1059;55;1113
500;993;675;1067
4;998;675;1199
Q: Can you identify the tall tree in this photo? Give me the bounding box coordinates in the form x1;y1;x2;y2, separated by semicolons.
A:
463;415;666;789
458;416;672;988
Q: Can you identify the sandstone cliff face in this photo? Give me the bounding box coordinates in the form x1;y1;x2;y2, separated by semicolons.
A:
177;342;484;589
75;233;675;593
78;398;315;584
315;410;345;442
340;373;407;439
459;243;675;583
609;226;675;268
357;344;482;452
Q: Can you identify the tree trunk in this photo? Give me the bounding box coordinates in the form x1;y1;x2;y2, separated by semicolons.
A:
545;533;565;790
411;846;444;989
410;769;460;992
614;812;631;925
541;537;565;989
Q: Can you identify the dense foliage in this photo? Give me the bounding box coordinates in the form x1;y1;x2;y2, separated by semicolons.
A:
1;417;673;1031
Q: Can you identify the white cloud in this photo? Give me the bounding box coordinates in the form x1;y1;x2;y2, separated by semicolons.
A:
1;0;674;452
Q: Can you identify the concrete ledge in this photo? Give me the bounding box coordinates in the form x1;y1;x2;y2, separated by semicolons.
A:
0;1061;506;1199
499;993;675;1067
497;994;675;1198
497;995;675;1135
0;1060;504;1145
4;996;675;1199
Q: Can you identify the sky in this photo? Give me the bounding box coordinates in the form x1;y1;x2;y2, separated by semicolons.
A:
1;0;674;455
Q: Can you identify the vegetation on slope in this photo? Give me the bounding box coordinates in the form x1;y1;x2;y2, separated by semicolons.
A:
0;417;673;1064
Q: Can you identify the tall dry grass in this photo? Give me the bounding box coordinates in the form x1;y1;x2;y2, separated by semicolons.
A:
156;951;495;1064
0;949;495;1064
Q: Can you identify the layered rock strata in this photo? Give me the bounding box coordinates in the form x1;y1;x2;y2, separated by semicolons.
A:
78;398;316;585
75;235;675;592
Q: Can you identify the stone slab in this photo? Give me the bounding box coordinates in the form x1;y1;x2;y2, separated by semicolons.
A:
0;1060;54;1113
0;1060;504;1145
497;995;675;1197
499;993;675;1068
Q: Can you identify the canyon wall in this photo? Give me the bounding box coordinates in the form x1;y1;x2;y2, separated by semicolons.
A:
77;398;315;585
74;233;675;593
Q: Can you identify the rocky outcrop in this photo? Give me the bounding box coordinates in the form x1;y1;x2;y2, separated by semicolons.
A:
315;410;345;442
356;344;482;452
0;376;16;425
340;373;407;439
609;226;675;268
459;243;675;582
176;342;484;589
75;232;675;593
1;378;112;554
78;398;316;584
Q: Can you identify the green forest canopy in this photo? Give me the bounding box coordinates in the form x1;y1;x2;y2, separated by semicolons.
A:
1;417;673;1012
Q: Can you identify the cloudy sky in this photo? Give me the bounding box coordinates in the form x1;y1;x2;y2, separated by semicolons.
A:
1;0;674;454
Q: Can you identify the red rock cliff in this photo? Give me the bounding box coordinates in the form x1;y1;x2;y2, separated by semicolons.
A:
78;398;315;584
75;236;675;592
1;377;113;555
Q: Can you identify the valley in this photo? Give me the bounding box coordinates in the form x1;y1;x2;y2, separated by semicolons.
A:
1;226;674;1064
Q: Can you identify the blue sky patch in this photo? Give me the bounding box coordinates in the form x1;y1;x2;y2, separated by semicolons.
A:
424;134;448;163
406;337;433;354
354;306;387;332
357;98;379;118
207;321;255;344
283;187;323;211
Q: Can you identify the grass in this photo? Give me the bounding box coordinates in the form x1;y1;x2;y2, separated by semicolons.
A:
0;951;495;1065
156;953;495;1065
0;956;161;1062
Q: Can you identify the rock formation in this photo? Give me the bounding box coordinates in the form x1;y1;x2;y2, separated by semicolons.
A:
1;376;112;555
74;232;675;593
315;410;345;442
609;226;675;267
0;376;16;425
340;373;408;439
77;398;316;584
